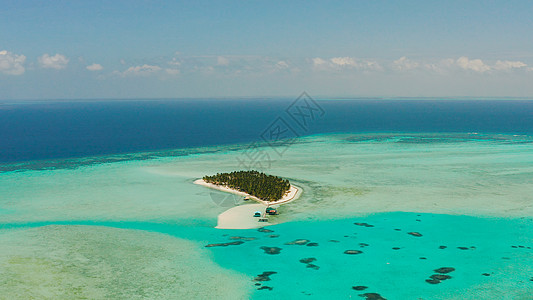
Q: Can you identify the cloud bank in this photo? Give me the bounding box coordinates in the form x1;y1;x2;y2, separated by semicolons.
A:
38;53;69;69
86;63;103;71
312;56;382;71
121;64;162;76
493;60;527;71
456;56;491;73
393;56;419;71
0;50;26;75
2;51;530;80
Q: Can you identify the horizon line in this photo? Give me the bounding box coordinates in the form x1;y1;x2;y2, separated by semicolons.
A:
2;96;533;103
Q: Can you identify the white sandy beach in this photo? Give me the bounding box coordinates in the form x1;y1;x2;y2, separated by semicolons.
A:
194;179;301;229
214;204;267;229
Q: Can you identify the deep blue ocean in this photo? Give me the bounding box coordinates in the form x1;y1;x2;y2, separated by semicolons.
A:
1;98;532;163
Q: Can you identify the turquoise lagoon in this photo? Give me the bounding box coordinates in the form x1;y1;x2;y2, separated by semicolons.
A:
1;133;532;299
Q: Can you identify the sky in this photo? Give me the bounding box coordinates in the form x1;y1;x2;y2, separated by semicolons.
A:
1;0;533;100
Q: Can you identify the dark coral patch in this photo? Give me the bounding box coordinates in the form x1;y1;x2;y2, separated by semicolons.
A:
300;257;319;270
358;292;387;299
258;286;273;290
205;241;244;247
419;257;427;260
408;232;422;237
392;247;401;250
261;271;277;276
426;273;452;284
307;242;319;247
258;227;274;233
354;222;374;228
430;274;451;281
253;271;277;281
434;267;455;274
457;247;469;250
285;239;310;245
229;236;257;241
268;234;280;238
425;279;441;284
439;245;447;249
352;286;368;291
344;250;363;255
482;273;491;276
299;258;317;264
260;246;282;255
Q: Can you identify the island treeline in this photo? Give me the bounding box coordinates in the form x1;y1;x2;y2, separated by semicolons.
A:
203;170;290;201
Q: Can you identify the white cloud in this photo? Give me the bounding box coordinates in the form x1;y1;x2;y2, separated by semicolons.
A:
168;58;181;66
312;57;327;66
424;58;455;73
312;56;382;71
86;63;103;71
217;56;230;66
121;64;162;76
275;60;289;69
393;56;419;71
0;50;26;75
38;53;69;69
421;57;528;74
456;56;490;73
330;57;358;67
362;60;383;71
165;68;180;75
493;60;527;71
165;58;181;75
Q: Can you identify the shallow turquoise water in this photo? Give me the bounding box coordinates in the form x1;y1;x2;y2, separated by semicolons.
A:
1;133;532;299
2;212;531;299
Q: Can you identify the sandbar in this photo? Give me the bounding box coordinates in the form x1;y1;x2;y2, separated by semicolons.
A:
194;179;301;229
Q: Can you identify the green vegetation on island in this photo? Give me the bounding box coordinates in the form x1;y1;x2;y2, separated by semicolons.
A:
203;170;291;202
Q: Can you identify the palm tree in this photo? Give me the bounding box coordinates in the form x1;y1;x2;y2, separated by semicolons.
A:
203;170;291;201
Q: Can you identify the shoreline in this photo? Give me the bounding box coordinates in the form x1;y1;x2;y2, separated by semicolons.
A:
193;179;301;206
194;179;301;229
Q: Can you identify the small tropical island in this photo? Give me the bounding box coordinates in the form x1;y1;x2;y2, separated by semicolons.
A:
202;170;291;202
194;170;301;229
